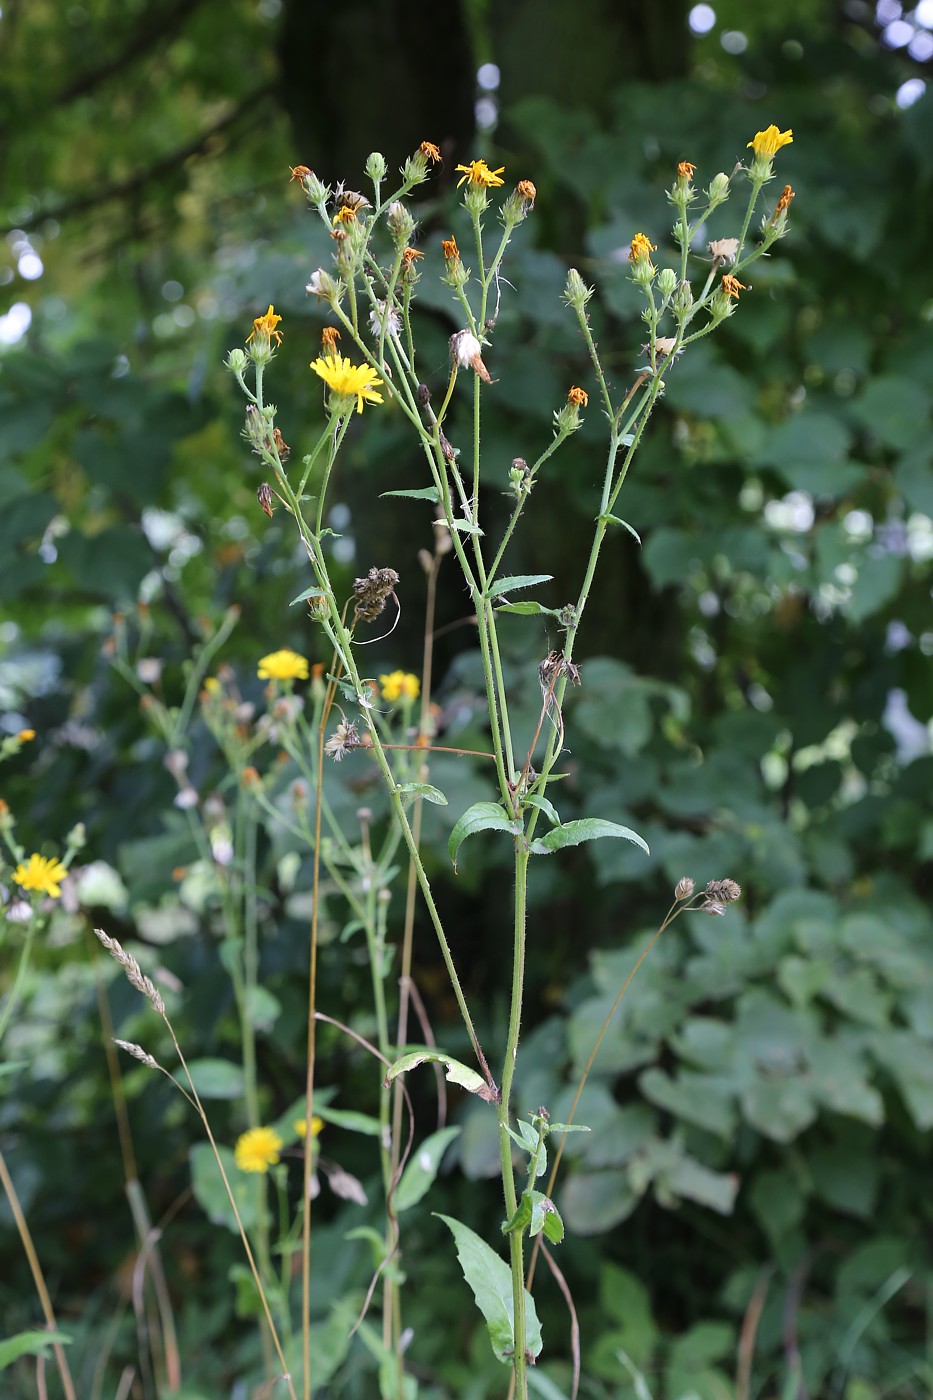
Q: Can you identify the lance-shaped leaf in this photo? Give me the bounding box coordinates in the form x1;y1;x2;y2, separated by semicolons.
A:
597;513;642;544
384;1048;497;1101
396;782;448;806
395;1125;462;1212
381;486;440;502
494;601;561;617
448;801;523;872
485;573;553;600
502;1190;564;1243
527;818;648;857
436;1213;544;1365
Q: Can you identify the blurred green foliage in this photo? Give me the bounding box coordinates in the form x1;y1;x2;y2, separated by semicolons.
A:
2;1;933;1396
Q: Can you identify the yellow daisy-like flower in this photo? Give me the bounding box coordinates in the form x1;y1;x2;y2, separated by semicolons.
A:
234;1126;283;1174
294;1115;325;1138
455;159;506;189
246;304;283;347
380;670;420;703
14;853;69;899
332;205;358;226
257;649;310;682
310;354;384;414
747;125;793;159
628;232;657;264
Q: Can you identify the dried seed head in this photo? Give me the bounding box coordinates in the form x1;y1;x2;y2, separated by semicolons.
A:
700;900;727;917
706;878;742;903
324;721;361;761
114;1039;160;1070
353;566;400;623
95;929;165;1015
416;382;431;407
675;875;695;900
257;482;274;518
538;650;581;692
450;329;491;383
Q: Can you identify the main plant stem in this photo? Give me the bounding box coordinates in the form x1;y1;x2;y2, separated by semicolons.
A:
498;842;530;1400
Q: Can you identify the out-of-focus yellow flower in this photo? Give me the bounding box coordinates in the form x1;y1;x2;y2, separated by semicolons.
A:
294;1115;324;1138
234;1126;283;1173
14;853;68;898
257;649;310;682
380;671;420;703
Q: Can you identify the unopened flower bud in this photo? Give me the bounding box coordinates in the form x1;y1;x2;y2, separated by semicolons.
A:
386;199;416;248
365;151;387;183
671;280;694;319
509;457;531;498
707;172;731;205
225;348;248;374
563;267;594;311
302;170;330;208
657;267;678;298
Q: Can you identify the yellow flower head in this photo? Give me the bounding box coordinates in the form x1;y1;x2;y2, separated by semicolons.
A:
677;161;697;180
455;159;506;189
567;386;588;407
294;1115;325;1138
380;670;420;703
747;125;793;159
247;305;283;347
332;205;358;226
419;140;441;163
18;729;36;742
14;853;69;899
310;354;384;414
721;274;747;299
234;1126;283;1174
629;232;657;264
257;649;310;682
441;236;460;261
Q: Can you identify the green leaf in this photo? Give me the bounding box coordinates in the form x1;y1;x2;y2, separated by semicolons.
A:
449;518;484;536
316;1106;383;1136
189;1143;260;1234
541;1201;564;1244
597;513;641;544
185;1058;245;1100
435;1213;543;1365
384;1048;496;1101
448;801;522;872
0;1330;71;1370
522;794;560;825
380;486;440;501
395;1126;462;1212
494;600;561;617
560;1169;637;1234
527;817;648;857
289;584;329;608
485;573;553;599
395;782;448;806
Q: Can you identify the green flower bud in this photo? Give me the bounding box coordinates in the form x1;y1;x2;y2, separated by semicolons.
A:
386;199;416;248
671;280;694;319
365;151;387;183
563;267;594;310
707;172;731;205
657;267;678;298
225;348;248;374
